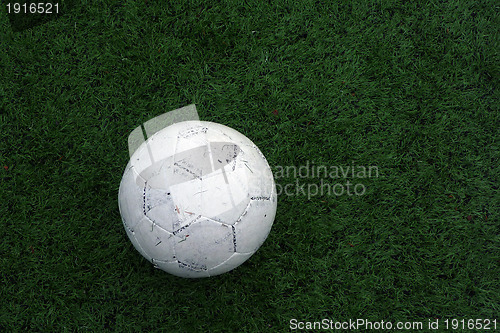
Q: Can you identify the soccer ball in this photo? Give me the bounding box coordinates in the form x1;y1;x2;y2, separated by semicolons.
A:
118;121;277;278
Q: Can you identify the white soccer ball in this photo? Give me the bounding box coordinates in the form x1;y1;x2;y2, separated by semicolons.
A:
118;121;277;278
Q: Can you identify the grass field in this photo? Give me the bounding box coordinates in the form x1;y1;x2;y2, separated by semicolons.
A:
0;0;498;331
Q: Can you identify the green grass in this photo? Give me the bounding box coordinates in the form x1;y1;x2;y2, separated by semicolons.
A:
0;0;498;331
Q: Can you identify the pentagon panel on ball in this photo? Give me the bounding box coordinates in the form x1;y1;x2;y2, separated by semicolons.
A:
118;121;277;278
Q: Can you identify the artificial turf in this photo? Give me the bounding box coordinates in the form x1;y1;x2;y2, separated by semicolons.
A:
0;0;498;331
